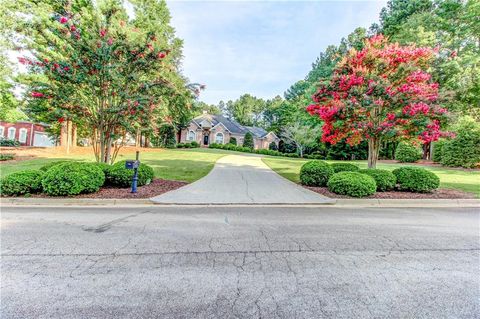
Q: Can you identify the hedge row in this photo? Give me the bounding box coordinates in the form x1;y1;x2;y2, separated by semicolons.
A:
177;141;200;148
299;160;439;197
1;160;154;197
209;143;300;158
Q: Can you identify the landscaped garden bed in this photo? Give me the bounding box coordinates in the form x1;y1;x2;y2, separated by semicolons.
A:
305;186;475;199
29;178;187;199
263;158;480;199
0;158;189;199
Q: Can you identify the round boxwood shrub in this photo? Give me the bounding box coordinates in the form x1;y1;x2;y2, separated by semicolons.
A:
395;143;422;163
331;162;360;173
0;170;44;196
327;172;377;197
392;167;440;193
300;160;334;186
105;161;154;187
359;169;396;192
42;162;105;196
39;160;70;172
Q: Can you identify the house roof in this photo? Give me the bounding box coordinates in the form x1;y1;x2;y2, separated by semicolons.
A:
244;126;269;138
192;113;275;138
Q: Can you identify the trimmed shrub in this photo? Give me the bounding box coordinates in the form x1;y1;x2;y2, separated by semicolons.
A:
0;153;14;161
190;141;200;148
105;161;154;187
331;162;360;173
42;162;105;196
0;138;20;147
94;162;112;175
176;143;185;148
243;132;254;149
0;170;44;196
395;143;422;163
40;160;70;172
359;169;396;191
269;142;278;151
441;117;480;168
327;172;377;197
300;160;334;186
432;140;444;163
229;137;237;145
392;167;440;193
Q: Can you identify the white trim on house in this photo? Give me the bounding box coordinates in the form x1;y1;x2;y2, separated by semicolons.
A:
19;128;28;143
211;122;231;132
187;130;196;141
0;126;4;137
7;127;16;140
215;132;224;144
262;131;279;140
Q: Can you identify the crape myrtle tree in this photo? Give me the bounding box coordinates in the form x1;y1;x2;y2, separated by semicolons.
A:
17;0;193;163
307;35;450;168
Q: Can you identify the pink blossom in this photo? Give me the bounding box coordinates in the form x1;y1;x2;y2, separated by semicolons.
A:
59;17;68;24
31;92;44;98
99;29;107;37
107;38;113;46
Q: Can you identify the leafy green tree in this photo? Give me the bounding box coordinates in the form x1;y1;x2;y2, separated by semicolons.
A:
243;132;254;149
281;122;318;158
12;0;193;162
227;94;266;126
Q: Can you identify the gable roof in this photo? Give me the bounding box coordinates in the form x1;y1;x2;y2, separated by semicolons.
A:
193;114;247;134
244;126;268;138
192;113;274;138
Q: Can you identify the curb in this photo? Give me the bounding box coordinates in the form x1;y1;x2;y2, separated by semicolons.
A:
1;197;479;208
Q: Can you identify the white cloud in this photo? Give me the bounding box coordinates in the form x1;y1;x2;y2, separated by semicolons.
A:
167;0;387;104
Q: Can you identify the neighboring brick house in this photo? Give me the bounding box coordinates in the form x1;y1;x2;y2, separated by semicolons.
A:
0;121;55;147
179;112;279;149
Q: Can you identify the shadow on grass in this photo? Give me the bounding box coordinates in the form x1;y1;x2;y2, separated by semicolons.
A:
141;159;218;182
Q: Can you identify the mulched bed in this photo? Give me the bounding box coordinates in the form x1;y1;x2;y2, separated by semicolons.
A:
28;179;188;199
305;186;476;199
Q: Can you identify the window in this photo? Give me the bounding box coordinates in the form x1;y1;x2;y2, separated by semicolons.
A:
7;127;16;140
19;128;28;143
215;132;224;144
187;130;196;141
0;126;4;137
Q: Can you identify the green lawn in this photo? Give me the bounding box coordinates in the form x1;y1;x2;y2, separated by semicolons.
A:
0;148;229;183
263;157;480;198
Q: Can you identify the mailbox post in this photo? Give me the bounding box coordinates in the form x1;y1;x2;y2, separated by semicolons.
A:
125;151;140;193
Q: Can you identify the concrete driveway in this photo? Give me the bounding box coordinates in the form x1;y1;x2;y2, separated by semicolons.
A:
1;206;479;318
150;154;332;204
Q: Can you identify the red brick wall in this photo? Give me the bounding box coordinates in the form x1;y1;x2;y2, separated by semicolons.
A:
0;121;47;146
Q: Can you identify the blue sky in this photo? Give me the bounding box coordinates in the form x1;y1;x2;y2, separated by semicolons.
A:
167;0;387;105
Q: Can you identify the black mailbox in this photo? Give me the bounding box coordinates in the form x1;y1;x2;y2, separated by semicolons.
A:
125;160;140;169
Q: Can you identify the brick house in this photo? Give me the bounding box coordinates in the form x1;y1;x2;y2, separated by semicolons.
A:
179;112;279;149
0;121;55;147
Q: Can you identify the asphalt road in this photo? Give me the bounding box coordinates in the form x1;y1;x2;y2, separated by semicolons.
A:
1;206;479;318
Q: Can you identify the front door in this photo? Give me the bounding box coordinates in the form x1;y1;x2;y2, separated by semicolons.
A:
203;134;209;146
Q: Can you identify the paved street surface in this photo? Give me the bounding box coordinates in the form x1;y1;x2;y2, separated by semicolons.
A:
151;155;332;204
1;206;479;318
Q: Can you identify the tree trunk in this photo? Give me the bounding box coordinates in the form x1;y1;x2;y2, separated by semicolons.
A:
144;136;150;148
423;142;431;160
66;120;72;154
367;138;381;168
135;128;141;147
71;124;77;148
